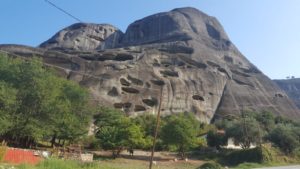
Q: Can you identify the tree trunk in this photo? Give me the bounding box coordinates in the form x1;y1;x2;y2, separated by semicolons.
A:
51;134;57;148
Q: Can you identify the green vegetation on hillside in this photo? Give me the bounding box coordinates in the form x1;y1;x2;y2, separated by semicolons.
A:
207;111;300;166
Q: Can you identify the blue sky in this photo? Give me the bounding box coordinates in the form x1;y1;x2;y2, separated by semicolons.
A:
0;0;299;79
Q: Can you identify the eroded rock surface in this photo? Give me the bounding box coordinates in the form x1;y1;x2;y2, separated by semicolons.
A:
274;78;300;109
1;7;299;122
40;23;123;51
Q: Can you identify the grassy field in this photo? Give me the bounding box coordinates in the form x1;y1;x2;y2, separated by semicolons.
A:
13;158;203;169
1;158;299;169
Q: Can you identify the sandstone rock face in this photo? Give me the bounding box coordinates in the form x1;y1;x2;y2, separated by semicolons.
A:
1;7;299;122
274;78;300;109
40;23;123;51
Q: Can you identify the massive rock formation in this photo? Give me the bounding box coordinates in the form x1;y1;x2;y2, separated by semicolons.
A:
40;23;123;51
274;78;300;109
1;7;299;122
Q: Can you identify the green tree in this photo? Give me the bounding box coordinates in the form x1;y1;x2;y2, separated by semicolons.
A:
0;54;92;147
95;108;145;157
0;81;17;135
161;113;199;158
254;111;275;132
226;117;261;149
133;114;156;137
207;129;227;150
267;124;299;154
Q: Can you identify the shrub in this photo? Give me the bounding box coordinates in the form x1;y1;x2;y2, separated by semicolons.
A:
224;147;262;165
198;162;223;169
223;145;275;166
267;124;299;154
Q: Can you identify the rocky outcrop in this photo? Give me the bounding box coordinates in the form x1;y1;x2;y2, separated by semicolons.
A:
274;78;300;108
40;23;123;51
1;7;299;122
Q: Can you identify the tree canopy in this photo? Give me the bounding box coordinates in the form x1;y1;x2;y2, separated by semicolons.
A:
161;112;199;158
0;54;92;147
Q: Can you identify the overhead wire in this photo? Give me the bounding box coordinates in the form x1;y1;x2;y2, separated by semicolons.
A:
44;0;82;22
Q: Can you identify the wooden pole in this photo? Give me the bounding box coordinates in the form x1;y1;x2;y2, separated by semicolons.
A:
149;85;163;169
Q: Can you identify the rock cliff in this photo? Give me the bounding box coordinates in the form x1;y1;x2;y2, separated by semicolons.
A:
274;78;300;109
1;7;299;122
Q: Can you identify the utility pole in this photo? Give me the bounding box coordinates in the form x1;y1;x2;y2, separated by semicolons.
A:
149;85;163;169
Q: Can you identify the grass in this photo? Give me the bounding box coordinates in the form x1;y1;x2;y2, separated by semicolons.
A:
1;158;299;169
14;158;202;169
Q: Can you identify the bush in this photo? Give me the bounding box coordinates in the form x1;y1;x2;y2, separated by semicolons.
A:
267;124;299;154
198;162;223;169
224;147;262;165
223;145;275;166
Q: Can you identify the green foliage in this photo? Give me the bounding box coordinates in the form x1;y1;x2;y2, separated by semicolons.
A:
198;162;223;169
0;82;17;135
198;123;216;136
223;147;264;165
161;112;199;158
225;115;261;149
18;158;100;169
95;108;146;156
207;130;227;150
254;111;275;132
267;124;299;154
0;54;92;147
133;114;157;137
195;137;207;148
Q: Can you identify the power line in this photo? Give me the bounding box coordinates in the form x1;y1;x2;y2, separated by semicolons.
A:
44;0;82;22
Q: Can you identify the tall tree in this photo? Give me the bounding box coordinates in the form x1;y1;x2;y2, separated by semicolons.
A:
95;108;145;157
161;113;199;158
0;54;92;147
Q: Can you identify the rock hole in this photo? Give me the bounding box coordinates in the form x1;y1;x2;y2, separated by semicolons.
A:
153;63;160;67
120;78;130;86
115;54;134;61
217;67;230;78
206;23;221;40
224;55;233;63
142;98;158;107
123;102;132;108
145;82;151;88
113;102;132;109
128;75;143;86
192;95;205;101
134;105;146;112
151;80;165;86
160;70;179;77
121;87;140;94
207;61;220;68
107;87;119;97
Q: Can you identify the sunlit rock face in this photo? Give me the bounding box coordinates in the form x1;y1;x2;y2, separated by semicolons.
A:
40;23;123;51
1;7;299;122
